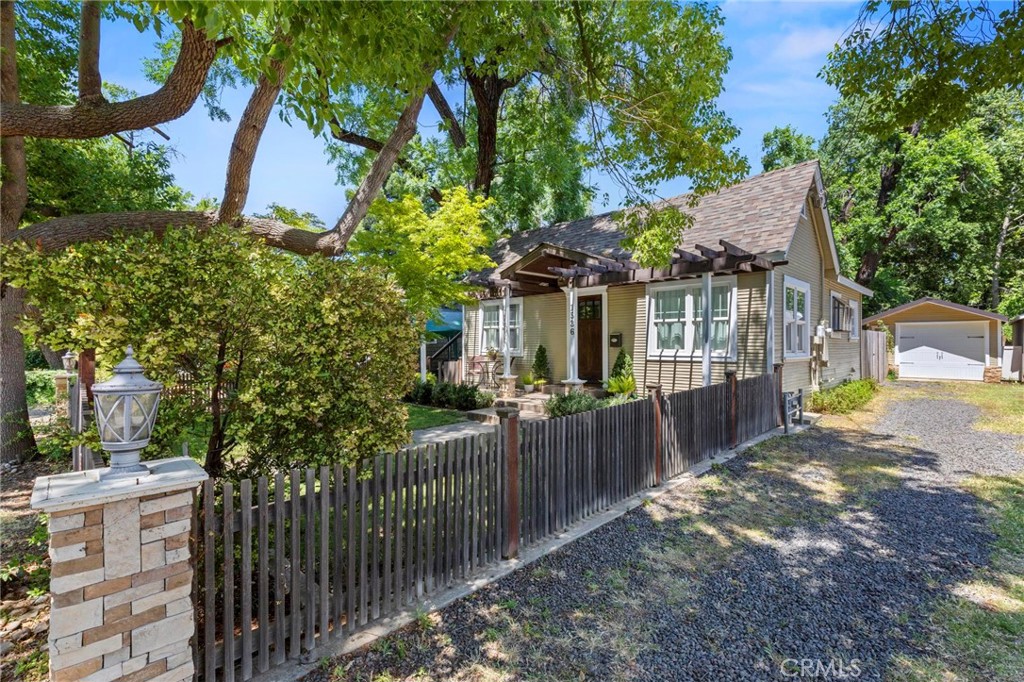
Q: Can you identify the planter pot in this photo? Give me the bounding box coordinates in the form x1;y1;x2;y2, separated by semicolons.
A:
523;384;535;394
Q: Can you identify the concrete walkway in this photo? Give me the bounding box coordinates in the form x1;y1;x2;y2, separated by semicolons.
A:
409;420;496;445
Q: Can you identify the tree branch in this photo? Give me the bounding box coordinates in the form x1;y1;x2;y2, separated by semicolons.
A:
329;120;444;204
427;79;466;149
328;87;429;246
2;20;218;139
12;210;345;257
218;50;291;223
77;1;103;102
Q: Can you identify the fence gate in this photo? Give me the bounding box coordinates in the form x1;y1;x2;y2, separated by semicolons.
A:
861;330;887;382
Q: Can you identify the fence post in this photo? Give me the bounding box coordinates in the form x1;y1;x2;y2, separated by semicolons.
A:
497;408;520;560
647;384;663;484
798;388;804;426
725;371;737;448
773;363;784;427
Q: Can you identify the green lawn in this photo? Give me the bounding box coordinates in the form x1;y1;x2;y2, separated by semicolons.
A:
406;403;468;431
950;381;1024;435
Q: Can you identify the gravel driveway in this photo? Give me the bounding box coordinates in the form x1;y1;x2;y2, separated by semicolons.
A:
309;385;1024;682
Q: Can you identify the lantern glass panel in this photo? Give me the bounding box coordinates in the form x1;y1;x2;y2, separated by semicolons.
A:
96;394;126;442
130;393;159;441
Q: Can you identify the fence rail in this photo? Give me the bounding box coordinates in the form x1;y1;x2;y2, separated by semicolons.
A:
194;371;781;680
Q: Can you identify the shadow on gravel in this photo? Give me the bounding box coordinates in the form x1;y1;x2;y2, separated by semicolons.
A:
306;426;994;682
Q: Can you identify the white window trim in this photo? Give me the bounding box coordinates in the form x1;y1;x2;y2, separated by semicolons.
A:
478;297;524;356
783;275;811;359
645;277;737;361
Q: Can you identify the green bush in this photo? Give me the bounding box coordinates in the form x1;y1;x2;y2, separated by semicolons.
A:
25;369;60;407
606;374;636;396
532;345;551;382
545;391;601;417
24;347;49;370
426;381;492;410
408;374;436;405
807;379;879;415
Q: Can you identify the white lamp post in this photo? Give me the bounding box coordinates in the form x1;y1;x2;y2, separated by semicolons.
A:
61;350;77;373
92;346;162;479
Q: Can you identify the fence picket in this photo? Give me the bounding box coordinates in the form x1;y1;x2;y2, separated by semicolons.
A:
223;482;235;682
239;479;253;680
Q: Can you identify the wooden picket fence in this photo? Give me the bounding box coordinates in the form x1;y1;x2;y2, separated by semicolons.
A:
193;372;780;681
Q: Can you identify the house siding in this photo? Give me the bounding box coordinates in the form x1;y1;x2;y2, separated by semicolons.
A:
870;303;1001;365
776;213;822;393
464;294;568;382
823;280;864;387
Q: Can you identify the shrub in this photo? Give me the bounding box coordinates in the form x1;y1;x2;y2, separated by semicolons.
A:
475;389;495;408
545;391;601;417
25;370;60;407
24;347;49;370
606;374;636;396
408;374;436;405
532;345;551;382
807;379;879;415
452;383;481;411
610;349;633;380
432;381;456;408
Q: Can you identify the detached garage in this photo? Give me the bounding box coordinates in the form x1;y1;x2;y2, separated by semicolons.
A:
864;298;1006;383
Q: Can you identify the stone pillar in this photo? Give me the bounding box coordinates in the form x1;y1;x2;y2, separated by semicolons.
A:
497;375;518;399
983;366;1002;383
53;374;70;418
31;458;208;682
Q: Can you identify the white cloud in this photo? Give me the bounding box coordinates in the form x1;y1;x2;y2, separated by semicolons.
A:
767;25;846;63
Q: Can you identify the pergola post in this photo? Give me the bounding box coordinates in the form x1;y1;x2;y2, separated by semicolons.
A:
563;283;584;390
702;272;712;386
501;285;512;378
419;338;428;381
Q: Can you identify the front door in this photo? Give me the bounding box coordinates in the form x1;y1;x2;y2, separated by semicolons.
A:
578;295;603;382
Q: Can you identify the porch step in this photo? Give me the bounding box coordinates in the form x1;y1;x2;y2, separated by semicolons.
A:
466;408;500;425
539;384;607;398
495;396;549;416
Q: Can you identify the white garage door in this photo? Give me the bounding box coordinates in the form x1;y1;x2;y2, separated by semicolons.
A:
897;322;987;381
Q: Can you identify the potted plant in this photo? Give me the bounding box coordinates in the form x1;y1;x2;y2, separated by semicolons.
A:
521;372;535;393
533;377;548;393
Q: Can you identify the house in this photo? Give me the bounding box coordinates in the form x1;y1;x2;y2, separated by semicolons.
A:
863;298;1007;383
461;161;872;397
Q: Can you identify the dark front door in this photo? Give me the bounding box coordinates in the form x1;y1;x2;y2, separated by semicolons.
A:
578;295;603;382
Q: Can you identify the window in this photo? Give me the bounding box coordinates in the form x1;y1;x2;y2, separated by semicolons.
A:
784;276;810;357
648;279;735;358
479;299;523;355
830;292;860;338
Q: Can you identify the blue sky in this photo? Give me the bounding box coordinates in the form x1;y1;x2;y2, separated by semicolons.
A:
100;1;862;226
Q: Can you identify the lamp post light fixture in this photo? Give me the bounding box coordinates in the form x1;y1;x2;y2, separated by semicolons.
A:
92;346;162;479
61;350;77;373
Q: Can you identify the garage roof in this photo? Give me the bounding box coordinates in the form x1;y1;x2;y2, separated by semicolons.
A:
863;297;1008;324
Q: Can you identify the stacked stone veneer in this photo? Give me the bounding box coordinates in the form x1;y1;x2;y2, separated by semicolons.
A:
32;457;207;682
984;366;1002;383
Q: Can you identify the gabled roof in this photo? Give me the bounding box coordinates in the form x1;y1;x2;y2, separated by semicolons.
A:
863;297;1008;324
481;160;824;280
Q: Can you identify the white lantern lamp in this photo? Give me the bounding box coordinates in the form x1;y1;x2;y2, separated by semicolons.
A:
92;346;162;479
61;350;77;373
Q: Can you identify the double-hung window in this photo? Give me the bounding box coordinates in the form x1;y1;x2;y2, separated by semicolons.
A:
479;299;523;355
648;278;736;359
784;276;811;357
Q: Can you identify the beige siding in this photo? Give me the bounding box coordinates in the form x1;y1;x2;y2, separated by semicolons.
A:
776;214;824;393
522;293;567;380
620;273;768;393
823;281;864;387
872;302;1002;365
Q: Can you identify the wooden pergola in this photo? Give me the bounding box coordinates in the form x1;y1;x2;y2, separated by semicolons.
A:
470;239;786;296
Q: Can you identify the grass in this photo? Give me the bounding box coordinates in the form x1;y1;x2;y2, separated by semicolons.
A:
890;473;1024;682
945;381;1024;435
406;403;467;431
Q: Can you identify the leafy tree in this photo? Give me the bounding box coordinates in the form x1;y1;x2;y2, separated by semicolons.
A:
825;1;1024;130
761;125;817;172
349;187;494;320
1;0;746;461
818;91;1023;313
4;226;418;478
610;349;633;381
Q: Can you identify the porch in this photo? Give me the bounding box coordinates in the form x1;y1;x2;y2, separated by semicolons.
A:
465;239;784;394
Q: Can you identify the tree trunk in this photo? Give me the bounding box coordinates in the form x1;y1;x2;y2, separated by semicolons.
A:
1;1;35;463
991;213;1010;309
77;1;103;102
466;69;501;197
204;335;228;478
39;344;65;370
855;122;920;288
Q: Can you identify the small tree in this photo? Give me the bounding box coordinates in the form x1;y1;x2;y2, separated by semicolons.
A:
610;349;633;381
532;345;551;382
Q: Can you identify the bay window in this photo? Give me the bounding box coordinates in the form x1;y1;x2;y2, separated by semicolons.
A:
784;276;810;357
648;278;736;359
